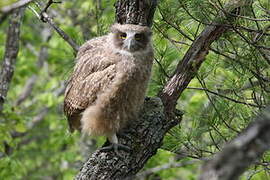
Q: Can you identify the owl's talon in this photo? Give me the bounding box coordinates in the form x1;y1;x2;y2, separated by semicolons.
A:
100;143;131;155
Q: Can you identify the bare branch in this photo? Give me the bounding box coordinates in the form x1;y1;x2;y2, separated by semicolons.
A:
200;107;270;180
28;2;79;53
40;0;62;20
0;0;33;14
0;7;25;112
40;13;79;53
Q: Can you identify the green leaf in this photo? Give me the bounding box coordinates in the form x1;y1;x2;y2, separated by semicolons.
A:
15;123;26;133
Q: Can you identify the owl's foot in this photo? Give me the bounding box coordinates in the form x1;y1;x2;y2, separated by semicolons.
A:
100;133;131;156
100;143;131;153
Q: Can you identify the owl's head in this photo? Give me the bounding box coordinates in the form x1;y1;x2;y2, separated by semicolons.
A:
110;24;152;53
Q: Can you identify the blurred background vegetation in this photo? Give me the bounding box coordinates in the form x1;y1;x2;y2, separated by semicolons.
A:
0;0;269;179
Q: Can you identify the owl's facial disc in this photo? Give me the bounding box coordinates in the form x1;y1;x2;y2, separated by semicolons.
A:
120;31;146;52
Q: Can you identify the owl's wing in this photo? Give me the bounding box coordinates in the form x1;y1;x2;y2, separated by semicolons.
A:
64;37;117;132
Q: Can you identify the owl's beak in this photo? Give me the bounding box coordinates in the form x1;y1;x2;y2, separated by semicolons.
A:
126;38;137;51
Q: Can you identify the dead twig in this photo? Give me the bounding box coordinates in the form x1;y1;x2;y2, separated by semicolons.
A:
28;1;79;53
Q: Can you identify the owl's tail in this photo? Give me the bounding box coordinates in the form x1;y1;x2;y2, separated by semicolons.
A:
80;105;116;136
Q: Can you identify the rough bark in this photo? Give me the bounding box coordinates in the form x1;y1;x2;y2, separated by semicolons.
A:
200;107;270;180
75;98;181;179
114;0;157;27
0;8;25;112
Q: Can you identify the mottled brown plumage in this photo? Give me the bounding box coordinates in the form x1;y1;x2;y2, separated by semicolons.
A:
64;23;153;146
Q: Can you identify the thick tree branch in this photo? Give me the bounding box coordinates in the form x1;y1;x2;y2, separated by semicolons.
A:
0;7;25;112
200;107;270;180
75;98;181;180
158;1;249;114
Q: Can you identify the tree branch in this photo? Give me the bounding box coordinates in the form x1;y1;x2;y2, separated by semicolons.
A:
200;107;270;180
0;0;33;14
158;0;249;115
75;97;182;180
28;2;79;53
0;7;25;112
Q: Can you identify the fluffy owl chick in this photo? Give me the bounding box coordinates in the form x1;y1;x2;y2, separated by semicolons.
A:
64;23;153;152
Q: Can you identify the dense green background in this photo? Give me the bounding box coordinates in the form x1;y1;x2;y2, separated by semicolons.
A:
0;0;269;179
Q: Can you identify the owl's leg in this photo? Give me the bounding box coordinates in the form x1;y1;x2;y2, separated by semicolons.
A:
100;133;130;154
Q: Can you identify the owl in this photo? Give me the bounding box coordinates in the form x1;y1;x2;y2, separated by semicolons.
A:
64;23;153;151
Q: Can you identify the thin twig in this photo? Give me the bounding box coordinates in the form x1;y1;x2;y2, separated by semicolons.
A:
186;87;263;108
40;0;62;22
154;57;170;78
28;5;79;53
137;160;199;178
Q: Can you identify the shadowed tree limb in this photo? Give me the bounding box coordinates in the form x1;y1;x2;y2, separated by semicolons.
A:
0;7;25;112
200;107;270;180
75;97;180;180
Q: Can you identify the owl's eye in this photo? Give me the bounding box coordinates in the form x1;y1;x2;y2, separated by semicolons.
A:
135;34;143;41
119;33;127;39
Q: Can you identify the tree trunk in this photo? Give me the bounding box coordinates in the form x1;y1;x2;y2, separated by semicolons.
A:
0;7;25;112
114;0;157;26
